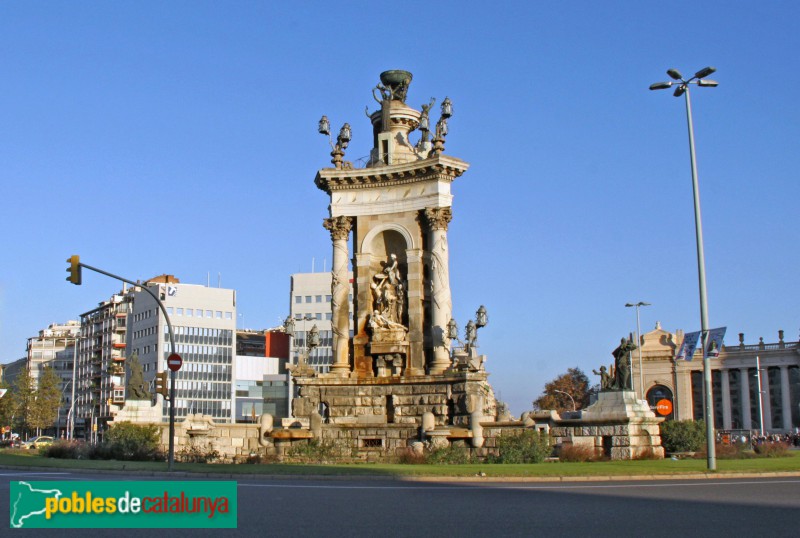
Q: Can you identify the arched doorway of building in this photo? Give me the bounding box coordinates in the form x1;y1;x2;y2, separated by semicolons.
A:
647;385;674;421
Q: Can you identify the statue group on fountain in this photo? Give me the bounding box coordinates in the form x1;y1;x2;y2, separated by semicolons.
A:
369;254;407;333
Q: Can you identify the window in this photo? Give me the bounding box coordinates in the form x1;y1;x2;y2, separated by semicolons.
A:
315;295;322;303
177;308;184;316
295;296;302;304
295;313;302;320
196;309;203;317
325;313;332;320
316;313;322;320
186;309;193;317
225;312;232;320
216;311;222;319
305;296;312;303
326;295;332;302
206;310;213;318
167;307;174;315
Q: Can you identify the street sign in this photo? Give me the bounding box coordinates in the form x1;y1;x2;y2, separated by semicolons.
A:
167;353;183;372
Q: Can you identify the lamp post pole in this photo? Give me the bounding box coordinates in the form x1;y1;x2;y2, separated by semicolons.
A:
553;389;577;412
650;66;719;470
625;302;650;400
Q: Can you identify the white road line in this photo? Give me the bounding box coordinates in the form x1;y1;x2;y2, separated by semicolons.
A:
0;472;72;477
239;479;800;491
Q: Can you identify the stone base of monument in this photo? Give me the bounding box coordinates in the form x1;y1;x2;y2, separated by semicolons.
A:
108;397;163;424
549;390;665;460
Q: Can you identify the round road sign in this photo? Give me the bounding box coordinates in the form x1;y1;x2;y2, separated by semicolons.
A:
167;353;183;372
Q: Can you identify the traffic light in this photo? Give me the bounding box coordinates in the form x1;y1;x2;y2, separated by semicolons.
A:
66;255;82;285
154;371;169;398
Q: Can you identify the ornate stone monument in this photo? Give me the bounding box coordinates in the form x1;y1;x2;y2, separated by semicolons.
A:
288;70;498;441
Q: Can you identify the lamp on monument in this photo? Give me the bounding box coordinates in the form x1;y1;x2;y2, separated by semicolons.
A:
446;318;459;340
318;116;331;137
308;324;320;351
441;97;453;119
337;123;351;149
284;315;295;338
475;305;488;328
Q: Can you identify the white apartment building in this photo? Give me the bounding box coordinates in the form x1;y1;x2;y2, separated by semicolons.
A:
26;321;80;384
289;271;354;373
127;276;237;423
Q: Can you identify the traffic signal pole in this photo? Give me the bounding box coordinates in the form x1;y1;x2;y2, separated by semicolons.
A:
65;256;178;471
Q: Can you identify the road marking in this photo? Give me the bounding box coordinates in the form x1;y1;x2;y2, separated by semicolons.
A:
239;479;800;491
0;472;72;477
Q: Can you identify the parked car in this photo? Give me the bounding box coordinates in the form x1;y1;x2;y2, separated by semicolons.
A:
22;436;54;449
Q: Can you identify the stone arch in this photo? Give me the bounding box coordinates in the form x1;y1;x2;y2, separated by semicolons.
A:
646;384;675;421
360;223;416;254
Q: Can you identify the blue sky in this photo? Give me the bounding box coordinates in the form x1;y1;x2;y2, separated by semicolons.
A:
2;2;798;414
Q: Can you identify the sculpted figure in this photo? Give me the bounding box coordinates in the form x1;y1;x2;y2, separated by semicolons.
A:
371;254;405;325
127;353;150;400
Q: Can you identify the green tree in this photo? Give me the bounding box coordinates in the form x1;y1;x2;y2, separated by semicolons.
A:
0;380;14;430
30;367;62;433
533;367;590;412
11;368;36;435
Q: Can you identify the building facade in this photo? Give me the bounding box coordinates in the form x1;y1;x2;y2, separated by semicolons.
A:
127;276;237;423
235;329;291;423
75;293;131;439
289;271;353;373
634;324;800;433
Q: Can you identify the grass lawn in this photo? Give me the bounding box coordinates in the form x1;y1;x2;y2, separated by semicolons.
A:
1;450;798;478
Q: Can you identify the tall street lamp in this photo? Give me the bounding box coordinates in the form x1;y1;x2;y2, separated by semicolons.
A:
625;302;650;400
650;66;719;470
553;389;577;412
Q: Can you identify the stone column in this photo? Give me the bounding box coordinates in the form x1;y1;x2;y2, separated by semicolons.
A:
721;369;732;430
780;365;792;431
423;207;453;374
323;216;353;376
739;367;752;430
761;368;773;431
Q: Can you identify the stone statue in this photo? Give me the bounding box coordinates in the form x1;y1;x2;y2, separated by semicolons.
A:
611;336;636;390
126;353;150;400
372;254;405;325
418;98;436;145
593;365;613;390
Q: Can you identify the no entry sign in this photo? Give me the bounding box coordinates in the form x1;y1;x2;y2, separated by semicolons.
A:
167;353;183;372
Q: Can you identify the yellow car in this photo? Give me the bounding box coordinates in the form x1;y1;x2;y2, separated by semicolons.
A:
23;436;55;449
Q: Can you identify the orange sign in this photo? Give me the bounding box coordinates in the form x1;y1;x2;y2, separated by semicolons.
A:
655;398;673;416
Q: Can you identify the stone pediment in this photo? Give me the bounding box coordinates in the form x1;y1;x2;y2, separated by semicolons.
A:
640;323;677;360
315;154;469;194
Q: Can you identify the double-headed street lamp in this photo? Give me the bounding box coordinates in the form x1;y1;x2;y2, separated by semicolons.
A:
625;301;650;400
650;66;718;470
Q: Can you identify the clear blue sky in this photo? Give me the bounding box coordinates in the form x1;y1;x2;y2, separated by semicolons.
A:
2;2;798;415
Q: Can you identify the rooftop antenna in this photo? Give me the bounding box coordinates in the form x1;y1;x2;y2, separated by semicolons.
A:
218;272;221;288
207;272;210;287
312;257;315;273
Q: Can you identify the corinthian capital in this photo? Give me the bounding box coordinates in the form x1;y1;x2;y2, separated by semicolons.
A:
323;216;353;241
422;207;453;231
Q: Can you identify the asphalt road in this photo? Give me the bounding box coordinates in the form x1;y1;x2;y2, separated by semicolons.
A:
2;470;799;536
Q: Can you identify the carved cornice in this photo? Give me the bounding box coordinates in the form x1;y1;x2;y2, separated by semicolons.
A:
422;207;453;231
323;215;353;241
315;155;469;194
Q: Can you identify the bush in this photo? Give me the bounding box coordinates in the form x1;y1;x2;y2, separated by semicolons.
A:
177;444;220;463
287;439;338;463
43;440;86;459
102;422;164;461
558;444;604;462
660;420;705;453
754;442;790;458
488;429;552;464
426;445;470;464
